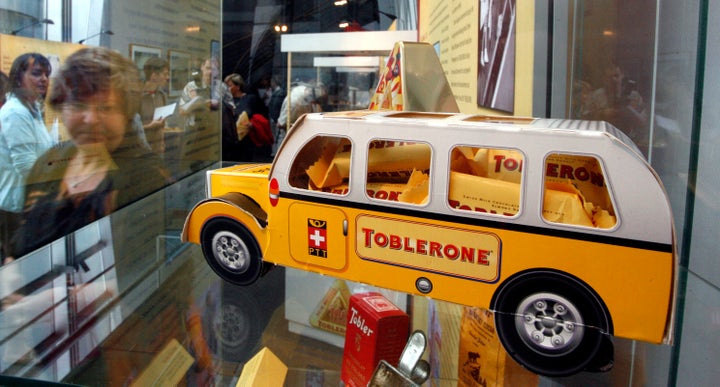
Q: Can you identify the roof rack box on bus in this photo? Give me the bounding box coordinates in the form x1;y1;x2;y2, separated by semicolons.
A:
368;41;459;113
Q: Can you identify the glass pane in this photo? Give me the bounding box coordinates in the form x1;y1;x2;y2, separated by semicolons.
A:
0;1;222;261
0;0;222;382
568;1;656;159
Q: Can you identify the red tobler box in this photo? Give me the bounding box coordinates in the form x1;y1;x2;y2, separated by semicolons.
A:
341;292;410;387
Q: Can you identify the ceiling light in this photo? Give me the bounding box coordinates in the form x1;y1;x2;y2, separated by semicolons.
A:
10;18;54;35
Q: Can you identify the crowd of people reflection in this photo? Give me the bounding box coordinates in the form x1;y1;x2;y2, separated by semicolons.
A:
1;48;171;261
0;41;359;380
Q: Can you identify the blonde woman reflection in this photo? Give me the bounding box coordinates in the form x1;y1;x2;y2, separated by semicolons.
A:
9;47;171;258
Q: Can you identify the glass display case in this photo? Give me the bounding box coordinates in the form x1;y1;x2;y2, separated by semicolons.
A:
1;0;720;385
278;30;417;127
0;164;682;385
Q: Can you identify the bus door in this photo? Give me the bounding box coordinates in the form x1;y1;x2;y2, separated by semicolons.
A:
285;134;353;270
288;203;349;270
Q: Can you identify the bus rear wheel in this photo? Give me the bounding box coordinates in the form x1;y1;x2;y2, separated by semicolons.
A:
492;270;611;377
201;217;263;286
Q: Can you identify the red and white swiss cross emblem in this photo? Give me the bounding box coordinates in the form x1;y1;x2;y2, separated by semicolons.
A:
307;218;328;257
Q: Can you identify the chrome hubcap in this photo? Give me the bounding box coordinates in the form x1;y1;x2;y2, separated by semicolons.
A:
515;292;584;355
211;231;250;273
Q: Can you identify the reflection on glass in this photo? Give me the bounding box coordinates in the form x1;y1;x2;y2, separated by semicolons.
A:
0;53;54;260
569;1;656;158
0;219;117;377
0;1;222;383
10;47;171;259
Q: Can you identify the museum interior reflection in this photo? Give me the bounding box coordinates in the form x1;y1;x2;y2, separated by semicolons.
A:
0;164;341;385
0;165;208;383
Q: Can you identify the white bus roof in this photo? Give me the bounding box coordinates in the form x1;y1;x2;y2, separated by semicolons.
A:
297;110;644;158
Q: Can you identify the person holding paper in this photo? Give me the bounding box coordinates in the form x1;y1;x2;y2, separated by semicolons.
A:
139;57;170;154
224;73;271;162
180;57;231;112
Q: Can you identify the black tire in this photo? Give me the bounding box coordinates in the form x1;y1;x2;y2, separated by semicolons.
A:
492;270;611;377
210;283;263;362
200;217;263;286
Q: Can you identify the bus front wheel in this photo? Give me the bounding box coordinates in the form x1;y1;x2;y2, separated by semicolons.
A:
200;217;263;286
492;270;611;377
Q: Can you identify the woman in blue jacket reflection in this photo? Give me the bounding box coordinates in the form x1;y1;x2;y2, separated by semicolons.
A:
0;53;54;260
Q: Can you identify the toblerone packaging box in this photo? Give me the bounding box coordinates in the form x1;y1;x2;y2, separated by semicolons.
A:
341;292;410;387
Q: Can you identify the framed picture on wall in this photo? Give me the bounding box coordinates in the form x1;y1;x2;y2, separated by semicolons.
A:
129;44;162;81
168;50;191;98
477;0;516;113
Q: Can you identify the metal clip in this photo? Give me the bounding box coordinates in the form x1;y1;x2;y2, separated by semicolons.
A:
367;330;431;386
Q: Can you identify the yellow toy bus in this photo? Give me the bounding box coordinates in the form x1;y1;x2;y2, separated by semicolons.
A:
182;110;676;377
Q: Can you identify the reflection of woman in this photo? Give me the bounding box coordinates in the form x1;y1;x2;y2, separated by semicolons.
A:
0;71;9;108
0;53;53;259
10;47;171;258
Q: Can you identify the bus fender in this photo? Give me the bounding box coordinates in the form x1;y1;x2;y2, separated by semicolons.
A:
181;192;267;244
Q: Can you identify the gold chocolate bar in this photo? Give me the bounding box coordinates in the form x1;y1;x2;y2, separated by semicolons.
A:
307;143;431;188
398;169;429;204
448;171;520;216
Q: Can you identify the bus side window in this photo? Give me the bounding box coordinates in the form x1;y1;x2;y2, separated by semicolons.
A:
288;135;352;195
365;139;431;204
542;153;617;228
447;146;522;217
